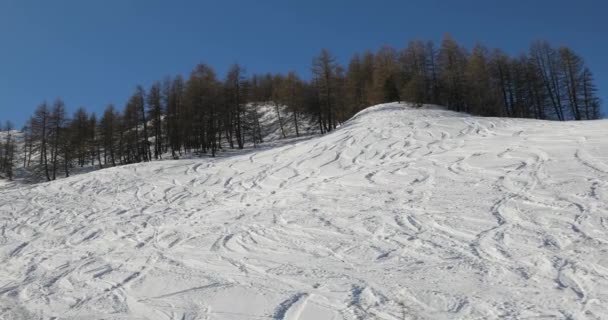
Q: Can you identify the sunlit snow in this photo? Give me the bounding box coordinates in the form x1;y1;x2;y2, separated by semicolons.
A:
1;103;607;319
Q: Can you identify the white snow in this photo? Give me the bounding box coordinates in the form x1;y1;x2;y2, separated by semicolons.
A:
1;102;608;319
255;103;320;141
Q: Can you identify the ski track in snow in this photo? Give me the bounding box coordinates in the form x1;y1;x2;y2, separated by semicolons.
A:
1;103;608;319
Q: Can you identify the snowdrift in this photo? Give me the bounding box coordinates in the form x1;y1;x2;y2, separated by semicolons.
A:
1;103;607;319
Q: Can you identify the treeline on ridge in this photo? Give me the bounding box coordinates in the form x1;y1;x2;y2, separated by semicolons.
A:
2;35;602;181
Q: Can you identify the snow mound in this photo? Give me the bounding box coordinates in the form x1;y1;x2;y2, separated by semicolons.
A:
1;102;608;319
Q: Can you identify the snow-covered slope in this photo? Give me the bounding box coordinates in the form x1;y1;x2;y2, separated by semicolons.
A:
0;103;318;184
1;103;607;319
255;103;319;141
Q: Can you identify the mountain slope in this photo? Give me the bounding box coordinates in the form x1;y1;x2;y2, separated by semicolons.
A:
0;103;318;184
1;102;607;319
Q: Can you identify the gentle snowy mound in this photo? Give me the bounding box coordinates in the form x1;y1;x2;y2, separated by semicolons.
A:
1;103;607;319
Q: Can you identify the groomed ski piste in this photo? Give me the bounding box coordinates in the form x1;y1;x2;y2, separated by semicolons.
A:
1;103;607;319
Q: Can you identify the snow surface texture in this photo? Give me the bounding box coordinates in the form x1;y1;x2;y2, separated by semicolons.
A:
1;103;607;319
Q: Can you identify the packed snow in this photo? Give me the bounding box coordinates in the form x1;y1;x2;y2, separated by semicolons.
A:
1;103;607;319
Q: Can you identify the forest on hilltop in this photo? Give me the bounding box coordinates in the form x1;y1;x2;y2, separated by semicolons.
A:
0;35;602;181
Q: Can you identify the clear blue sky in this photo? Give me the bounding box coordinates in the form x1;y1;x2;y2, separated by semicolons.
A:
1;0;606;127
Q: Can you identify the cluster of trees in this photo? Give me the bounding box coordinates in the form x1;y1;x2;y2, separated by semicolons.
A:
341;36;602;120
7;35;603;181
0;122;16;180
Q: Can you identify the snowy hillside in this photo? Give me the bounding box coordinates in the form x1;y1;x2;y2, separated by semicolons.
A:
255;103;320;141
0;103;319;184
1;102;607;319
